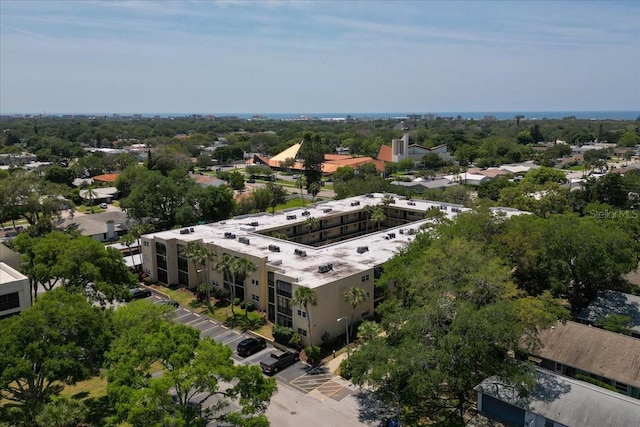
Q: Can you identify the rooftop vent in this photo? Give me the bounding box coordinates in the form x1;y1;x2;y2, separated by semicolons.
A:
294;249;307;257
238;237;250;245
286;215;297;220
318;263;333;273
249;221;259;227
407;201;416;206
357;246;369;254
350;201;361;206
301;210;311;216
322;208;332;213
224;232;236;239
268;244;280;252
365;193;374;198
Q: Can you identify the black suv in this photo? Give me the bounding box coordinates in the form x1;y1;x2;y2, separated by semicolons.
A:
129;288;152;299
237;337;267;357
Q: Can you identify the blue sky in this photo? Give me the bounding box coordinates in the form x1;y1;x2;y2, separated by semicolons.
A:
1;0;639;114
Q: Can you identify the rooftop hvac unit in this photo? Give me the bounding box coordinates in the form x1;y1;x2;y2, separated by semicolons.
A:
179;228;190;234
323;208;332;213
268;245;280;252
365;193;374;198
407;201;416;206
301;211;311;216
318;263;333;273
224;232;236;239
238;237;250;245
350;201;361;206
357;246;369;254
294;249;307;257
287;215;297;220
387;233;396;239
249;221;259;227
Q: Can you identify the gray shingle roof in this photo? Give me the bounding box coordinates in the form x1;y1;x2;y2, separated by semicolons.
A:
476;369;640;427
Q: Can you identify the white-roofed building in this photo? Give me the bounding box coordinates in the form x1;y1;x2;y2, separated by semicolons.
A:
140;194;527;346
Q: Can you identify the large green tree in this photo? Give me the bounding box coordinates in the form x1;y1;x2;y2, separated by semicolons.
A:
106;301;275;426
0;289;112;422
348;234;567;425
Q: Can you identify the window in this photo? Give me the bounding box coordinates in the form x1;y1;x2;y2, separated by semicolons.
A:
251;295;260;302
297;309;307;318
544;419;554;427
297;328;307;336
0;292;20;312
361;274;370;282
615;382;629;393
555;362;563;372
251;279;259;286
155;242;167;255
143;241;150;247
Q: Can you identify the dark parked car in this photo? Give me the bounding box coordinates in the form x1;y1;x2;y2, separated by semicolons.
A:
259;348;299;374
237;337;267;357
129;288;152;299
157;299;179;308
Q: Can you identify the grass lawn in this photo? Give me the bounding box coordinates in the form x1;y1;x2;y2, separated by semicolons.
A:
60;376;108;400
149;284;198;307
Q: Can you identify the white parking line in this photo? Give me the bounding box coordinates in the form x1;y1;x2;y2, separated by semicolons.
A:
200;324;221;334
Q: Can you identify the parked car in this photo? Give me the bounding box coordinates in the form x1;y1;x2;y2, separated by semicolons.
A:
157;299;179;308
129;288;152;299
259;348;299;374
237;337;267;357
99;203;108;209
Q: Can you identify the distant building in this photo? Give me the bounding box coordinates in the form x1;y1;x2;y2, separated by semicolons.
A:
57;211;132;242
376;134;453;164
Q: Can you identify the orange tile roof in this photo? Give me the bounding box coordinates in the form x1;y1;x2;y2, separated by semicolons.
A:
92;173;120;183
377;145;392;162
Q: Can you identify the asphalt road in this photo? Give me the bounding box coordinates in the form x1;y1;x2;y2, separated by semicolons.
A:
146;294;375;427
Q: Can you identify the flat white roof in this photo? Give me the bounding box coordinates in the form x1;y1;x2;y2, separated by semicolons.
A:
145;194;526;289
0;262;28;285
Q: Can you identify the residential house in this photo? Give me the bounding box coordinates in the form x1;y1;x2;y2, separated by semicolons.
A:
534;321;640;398
57;211;132;242
476;368;640;427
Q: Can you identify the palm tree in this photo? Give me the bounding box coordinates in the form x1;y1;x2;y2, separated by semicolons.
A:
86;186;97;213
371;206;386;231
121;232;136;272
381;194;394;227
214;254;256;316
304;216;319;244
234;257;257;319
292;286;318;346
180;241;214;301
362;204;374;234
130;223;153;272
343;286;367;338
308;181;321;203
295;175;307;206
357;320;381;342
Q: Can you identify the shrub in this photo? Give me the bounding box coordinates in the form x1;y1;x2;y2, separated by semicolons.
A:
273;325;294;345
304;345;321;366
575;374;617;392
339;358;353;379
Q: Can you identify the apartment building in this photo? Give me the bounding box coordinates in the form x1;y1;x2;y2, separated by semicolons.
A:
140;193;525;345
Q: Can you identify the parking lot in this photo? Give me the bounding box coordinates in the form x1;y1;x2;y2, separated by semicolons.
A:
147;295;357;407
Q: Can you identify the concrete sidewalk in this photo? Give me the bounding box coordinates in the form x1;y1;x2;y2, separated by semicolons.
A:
324;351;349;376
